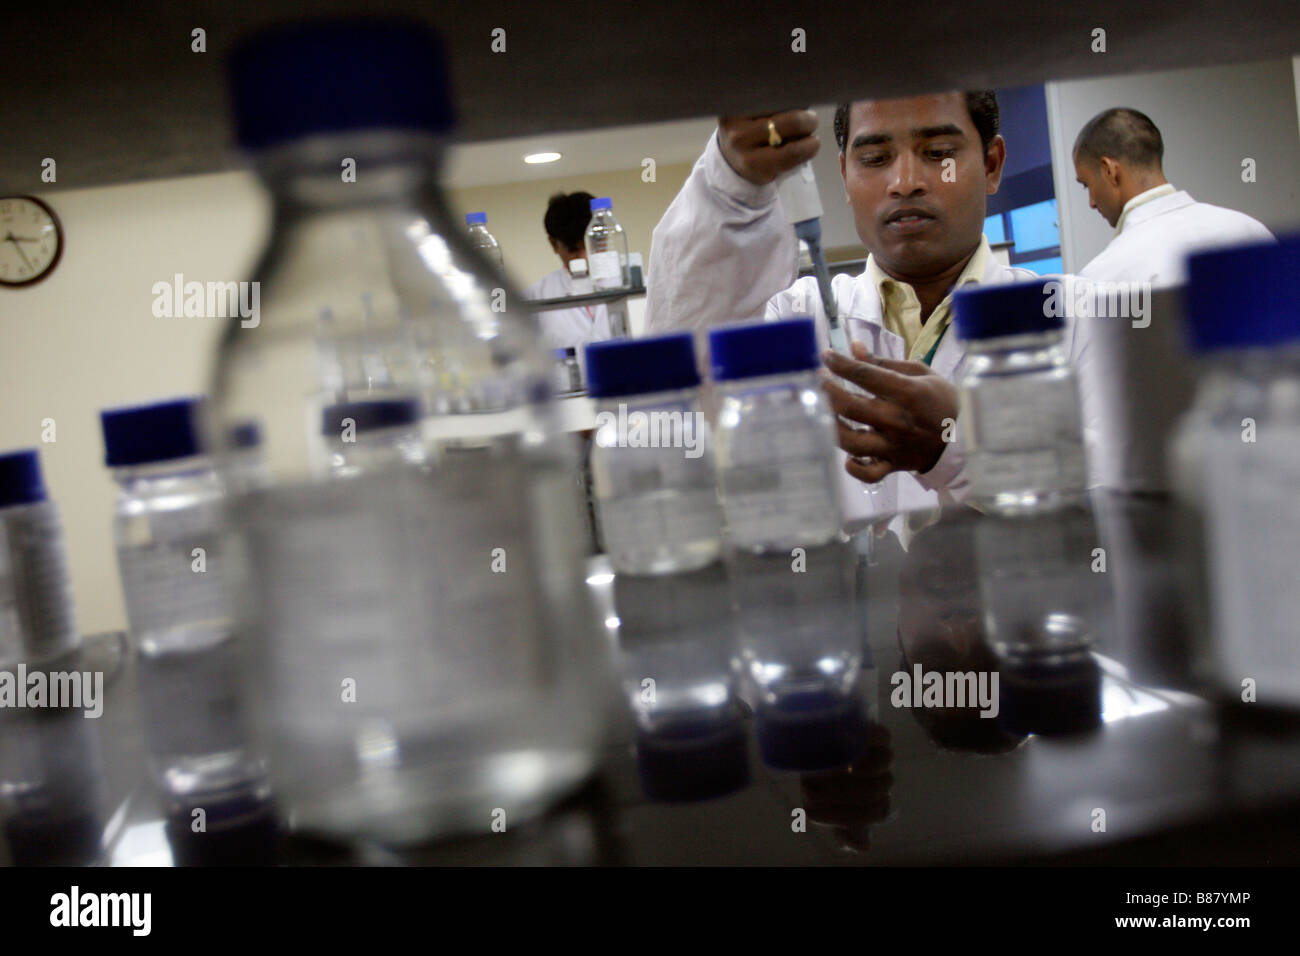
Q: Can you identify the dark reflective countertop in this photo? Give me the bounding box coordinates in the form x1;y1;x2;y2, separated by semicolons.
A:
5;491;1300;866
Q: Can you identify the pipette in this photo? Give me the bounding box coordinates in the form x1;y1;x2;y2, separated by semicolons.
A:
777;161;882;507
775;161;848;355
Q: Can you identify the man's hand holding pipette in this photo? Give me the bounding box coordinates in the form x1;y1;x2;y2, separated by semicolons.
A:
821;341;959;484
716;110;820;185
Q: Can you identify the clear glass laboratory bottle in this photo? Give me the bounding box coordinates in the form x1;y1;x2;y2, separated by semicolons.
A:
709;317;843;552
319;399;426;478
464;211;503;268
1172;236;1300;708
0;449;79;671
585;333;723;574
214;19;606;845
584;197;629;291
100;397;264;800
952;279;1089;511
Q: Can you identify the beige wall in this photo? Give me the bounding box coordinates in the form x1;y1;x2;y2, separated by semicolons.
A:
2;173;268;638
4;159;690;636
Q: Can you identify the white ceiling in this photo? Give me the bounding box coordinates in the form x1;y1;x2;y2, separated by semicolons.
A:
442;105;844;189
443;114;718;188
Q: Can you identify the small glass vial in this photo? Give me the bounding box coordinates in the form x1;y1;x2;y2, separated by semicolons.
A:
953;280;1088;511
100;397;263;799
319;399;426;479
224;421;267;495
550;348;582;394
586;333;722;574
1174;236;1300;708
0;449;80;671
710;317;843;552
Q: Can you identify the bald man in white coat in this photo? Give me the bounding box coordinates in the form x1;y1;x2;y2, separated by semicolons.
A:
1072;107;1274;286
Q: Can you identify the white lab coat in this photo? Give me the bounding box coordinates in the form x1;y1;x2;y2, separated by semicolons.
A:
648;132;1101;524
1079;189;1274;287
524;267;612;351
1074;190;1273;491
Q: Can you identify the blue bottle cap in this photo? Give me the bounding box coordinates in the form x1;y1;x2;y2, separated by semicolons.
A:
465;212;487;226
229;421;262;450
100;398;205;467
953;279;1066;341
0;449;47;507
1185;234;1300;352
584;333;700;398
709;317;819;381
229;18;456;151
590;197;613;211
321;399;421;436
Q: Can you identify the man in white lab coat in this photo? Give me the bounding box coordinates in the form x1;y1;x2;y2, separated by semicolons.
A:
524;191;613;350
1073;107;1274;286
647;92;1097;522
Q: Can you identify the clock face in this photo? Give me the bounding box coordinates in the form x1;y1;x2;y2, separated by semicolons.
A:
0;196;63;287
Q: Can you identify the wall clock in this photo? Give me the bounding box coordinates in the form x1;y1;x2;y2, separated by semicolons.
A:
0;196;63;287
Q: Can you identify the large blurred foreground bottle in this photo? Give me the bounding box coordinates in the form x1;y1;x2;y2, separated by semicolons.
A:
212;20;606;844
1173;235;1300;709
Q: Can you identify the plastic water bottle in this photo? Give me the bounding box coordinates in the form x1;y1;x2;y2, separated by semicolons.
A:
585;333;722;574
1174;236;1300;708
216;20;605;844
709;317;843;552
101;398;263;800
952;280;1089;511
464;212;503;268
584;197;628;291
0;450;79;671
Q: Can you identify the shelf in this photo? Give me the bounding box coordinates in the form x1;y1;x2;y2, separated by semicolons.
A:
4;1;1298;193
524;285;647;311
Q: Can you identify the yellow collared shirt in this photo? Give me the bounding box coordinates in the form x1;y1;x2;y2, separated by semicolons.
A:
866;236;991;362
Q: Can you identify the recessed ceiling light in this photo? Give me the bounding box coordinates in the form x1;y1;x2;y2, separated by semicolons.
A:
524;152;562;165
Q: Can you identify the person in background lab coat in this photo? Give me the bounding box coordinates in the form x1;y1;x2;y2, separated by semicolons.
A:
1073;107;1274;286
647;91;1099;523
524;191;613;350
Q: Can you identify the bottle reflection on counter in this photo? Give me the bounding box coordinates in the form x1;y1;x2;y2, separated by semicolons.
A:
612;562;750;801
0;700;108;865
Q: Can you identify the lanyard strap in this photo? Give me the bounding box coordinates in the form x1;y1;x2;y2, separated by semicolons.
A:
921;322;948;367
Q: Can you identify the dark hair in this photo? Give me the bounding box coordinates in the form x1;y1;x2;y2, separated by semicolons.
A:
1072;107;1163;169
834;91;999;155
543;191;596;251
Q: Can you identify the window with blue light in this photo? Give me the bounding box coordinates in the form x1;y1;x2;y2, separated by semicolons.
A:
983;214;1006;244
986;198;1062;273
1009;200;1060;252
